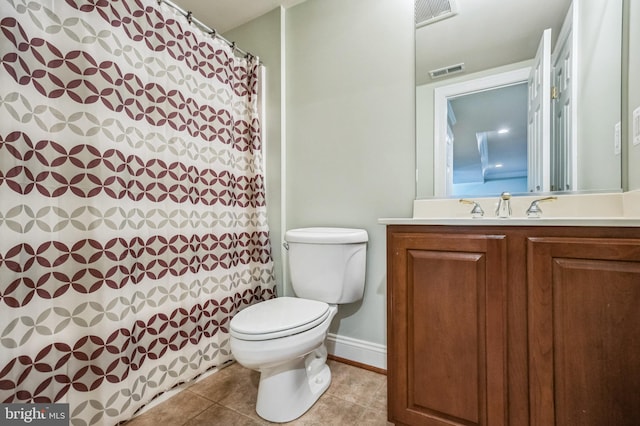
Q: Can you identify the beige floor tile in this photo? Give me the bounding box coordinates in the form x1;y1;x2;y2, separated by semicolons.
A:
369;380;388;412
184;403;264;426
326;360;386;408
215;368;263;422
283;394;366;426
124;360;388;426
123;389;212;426
357;408;394;426
188;362;255;403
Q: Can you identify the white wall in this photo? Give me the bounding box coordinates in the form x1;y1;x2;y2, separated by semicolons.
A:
285;0;415;352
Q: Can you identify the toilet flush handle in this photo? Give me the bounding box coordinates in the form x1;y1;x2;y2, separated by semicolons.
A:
283;242;289;250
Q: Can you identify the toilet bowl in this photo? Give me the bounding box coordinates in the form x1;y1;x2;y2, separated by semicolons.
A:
230;297;338;423
229;227;368;423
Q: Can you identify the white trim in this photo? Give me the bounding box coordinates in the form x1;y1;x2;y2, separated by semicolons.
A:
326;333;387;370
551;3;579;191
571;1;579;189
280;5;290;297
433;67;531;196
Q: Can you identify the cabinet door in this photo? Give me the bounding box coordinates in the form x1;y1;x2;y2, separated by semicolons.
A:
388;232;507;426
528;237;640;426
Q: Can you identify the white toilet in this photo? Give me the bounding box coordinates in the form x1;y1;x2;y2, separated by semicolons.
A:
229;227;368;423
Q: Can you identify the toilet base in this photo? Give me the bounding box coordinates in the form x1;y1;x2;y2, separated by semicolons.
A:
255;345;331;423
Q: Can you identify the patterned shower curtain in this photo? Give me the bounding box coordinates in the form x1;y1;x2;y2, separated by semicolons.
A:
0;0;276;424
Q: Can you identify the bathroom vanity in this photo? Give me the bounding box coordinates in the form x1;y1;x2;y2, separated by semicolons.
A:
383;199;640;426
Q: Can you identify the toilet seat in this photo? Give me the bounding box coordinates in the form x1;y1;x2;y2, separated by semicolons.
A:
230;297;330;341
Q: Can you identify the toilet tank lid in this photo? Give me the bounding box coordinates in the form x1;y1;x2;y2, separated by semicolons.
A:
285;227;368;244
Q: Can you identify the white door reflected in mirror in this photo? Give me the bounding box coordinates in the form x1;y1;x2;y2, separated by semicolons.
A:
419;0;623;198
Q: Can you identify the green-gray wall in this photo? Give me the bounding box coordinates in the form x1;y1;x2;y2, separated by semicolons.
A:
577;0;622;191
285;0;415;346
227;0;415;354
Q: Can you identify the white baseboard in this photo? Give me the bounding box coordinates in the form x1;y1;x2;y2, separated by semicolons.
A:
326;333;387;371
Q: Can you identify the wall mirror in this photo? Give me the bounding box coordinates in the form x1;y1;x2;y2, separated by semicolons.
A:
415;0;624;198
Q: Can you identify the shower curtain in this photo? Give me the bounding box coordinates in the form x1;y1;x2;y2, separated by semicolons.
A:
0;0;276;424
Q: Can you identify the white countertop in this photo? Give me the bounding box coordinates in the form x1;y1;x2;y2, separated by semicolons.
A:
381;190;640;227
379;217;640;227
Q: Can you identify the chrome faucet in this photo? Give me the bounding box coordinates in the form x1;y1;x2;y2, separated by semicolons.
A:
459;199;484;218
526;196;557;218
495;192;512;218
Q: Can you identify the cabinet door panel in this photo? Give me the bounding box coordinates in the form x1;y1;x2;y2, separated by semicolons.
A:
409;250;482;423
388;232;507;426
528;237;640;426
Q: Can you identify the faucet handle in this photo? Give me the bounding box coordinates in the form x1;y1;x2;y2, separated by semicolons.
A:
526;196;557;218
459;199;484;218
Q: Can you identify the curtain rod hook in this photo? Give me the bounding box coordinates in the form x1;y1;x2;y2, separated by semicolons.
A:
186;11;192;24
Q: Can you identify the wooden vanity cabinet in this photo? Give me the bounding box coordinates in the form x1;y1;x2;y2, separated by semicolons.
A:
527;236;640;425
386;225;640;426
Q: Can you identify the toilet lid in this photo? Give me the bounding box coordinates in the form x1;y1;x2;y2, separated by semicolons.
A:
230;297;330;341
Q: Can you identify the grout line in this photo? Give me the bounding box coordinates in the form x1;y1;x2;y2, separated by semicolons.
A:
177;391;215;426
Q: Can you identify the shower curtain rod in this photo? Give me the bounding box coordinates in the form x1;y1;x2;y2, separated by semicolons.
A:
158;0;260;62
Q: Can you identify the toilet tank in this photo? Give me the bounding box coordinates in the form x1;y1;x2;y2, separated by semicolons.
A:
284;227;368;304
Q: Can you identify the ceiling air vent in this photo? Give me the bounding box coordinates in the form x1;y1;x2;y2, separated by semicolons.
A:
415;0;458;28
429;63;465;79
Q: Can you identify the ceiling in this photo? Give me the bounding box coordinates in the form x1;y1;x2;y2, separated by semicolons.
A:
167;0;304;33
450;83;528;184
416;0;571;85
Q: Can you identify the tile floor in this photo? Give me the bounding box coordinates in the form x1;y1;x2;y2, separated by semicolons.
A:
123;359;390;425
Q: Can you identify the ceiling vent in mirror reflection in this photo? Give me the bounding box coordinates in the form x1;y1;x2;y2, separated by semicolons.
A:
415;0;458;28
429;63;465;79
